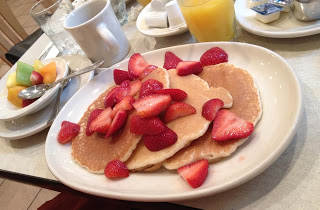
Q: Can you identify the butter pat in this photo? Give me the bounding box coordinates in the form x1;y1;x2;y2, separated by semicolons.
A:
145;11;168;28
251;3;284;23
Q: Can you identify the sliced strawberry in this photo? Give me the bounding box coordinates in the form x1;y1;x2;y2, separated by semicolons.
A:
30;71;43;85
139;65;158;80
176;61;203;76
177;159;209;188
22;98;37;107
113;69;132;85
143;126;177;151
211;109;254;141
132;94;171;118
163;102;196;123
202;98;224;121
113;86;130;103
129;115;165;135
104;86;118;108
86;109;104;136
163;51;183;70
139;79;163;98
155;89;187;102
200;47;228;67
106;110;127;138
104;159;129;178
128;53;149;78
89;107;113;134
111;96;135;118
57;121;80;144
127;80;142;96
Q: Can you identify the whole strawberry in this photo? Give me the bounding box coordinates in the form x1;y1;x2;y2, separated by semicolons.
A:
200;47;228;67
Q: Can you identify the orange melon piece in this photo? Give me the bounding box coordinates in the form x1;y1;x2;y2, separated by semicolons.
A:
39;62;57;84
7;86;27;108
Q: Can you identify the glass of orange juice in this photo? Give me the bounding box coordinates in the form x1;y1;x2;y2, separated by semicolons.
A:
177;0;235;42
137;0;152;7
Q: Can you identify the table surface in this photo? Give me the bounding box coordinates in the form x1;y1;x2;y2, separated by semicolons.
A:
1;5;320;210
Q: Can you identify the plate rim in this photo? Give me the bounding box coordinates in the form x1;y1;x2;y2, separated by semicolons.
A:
136;3;188;37
234;0;320;38
45;42;303;201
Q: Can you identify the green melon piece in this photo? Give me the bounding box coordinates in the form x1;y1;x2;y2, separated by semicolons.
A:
16;61;34;87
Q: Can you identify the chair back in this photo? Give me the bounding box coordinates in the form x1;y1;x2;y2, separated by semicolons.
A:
0;0;28;66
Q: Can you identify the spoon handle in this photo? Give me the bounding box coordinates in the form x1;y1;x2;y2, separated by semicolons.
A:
49;60;104;89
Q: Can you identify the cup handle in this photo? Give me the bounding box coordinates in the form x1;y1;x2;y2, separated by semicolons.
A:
96;24;120;54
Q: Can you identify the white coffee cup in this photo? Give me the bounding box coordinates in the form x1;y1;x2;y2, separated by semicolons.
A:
63;0;130;67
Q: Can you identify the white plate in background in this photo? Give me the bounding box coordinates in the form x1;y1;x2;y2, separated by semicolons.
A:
235;0;320;38
0;55;93;140
46;42;302;201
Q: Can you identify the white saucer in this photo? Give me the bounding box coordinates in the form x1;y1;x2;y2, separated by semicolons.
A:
136;3;188;37
235;0;320;38
0;55;93;140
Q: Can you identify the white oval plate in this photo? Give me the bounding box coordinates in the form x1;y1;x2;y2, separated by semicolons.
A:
46;42;302;202
0;58;68;120
0;55;93;140
235;0;320;38
136;3;188;37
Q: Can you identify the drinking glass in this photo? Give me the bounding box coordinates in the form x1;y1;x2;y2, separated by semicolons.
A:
30;0;83;55
177;0;236;42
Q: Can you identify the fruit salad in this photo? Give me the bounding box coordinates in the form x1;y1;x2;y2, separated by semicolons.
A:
6;60;57;108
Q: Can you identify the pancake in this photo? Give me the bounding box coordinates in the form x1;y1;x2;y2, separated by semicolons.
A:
71;68;169;173
163;63;262;170
125;69;233;171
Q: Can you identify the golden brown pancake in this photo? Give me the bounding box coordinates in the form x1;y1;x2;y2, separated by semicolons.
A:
125;69;233;171
72;68;169;173
163;63;262;170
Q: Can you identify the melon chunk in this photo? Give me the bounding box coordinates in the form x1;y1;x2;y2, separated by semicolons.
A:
39;62;56;84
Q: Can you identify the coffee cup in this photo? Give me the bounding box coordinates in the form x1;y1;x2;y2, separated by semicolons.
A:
64;0;130;67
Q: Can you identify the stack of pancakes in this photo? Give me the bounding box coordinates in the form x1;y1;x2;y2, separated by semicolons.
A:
72;63;262;173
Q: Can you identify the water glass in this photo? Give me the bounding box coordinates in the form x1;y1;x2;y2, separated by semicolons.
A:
177;0;235;42
110;0;128;26
30;0;83;55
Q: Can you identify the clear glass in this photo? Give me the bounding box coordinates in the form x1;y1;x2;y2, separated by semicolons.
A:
177;0;236;42
137;0;151;7
30;0;83;54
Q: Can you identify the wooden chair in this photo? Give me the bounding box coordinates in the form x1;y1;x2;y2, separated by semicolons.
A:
0;0;28;66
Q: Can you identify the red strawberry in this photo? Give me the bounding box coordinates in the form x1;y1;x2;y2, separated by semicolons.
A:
89;107;113;134
139;79;163;98
139;65;158;80
128;53;149;78
176;61;203;76
129;115;165;135
143;126;177;151
111;96;135;118
22;98;37;107
163;51;183;70
30;71;43;85
127;80;142;96
104;159;129;178
155;89;187;102
163;102;196;123
200;47;228;67
106;110;127;138
57;121;80;144
113;69;132;85
177;159;209;188
113;86;130;104
211;109;254;141
86;109;104;136
104;86;118;108
202;98;224;121
132;94;171;118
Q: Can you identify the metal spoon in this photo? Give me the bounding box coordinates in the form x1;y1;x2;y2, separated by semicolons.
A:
18;59;104;100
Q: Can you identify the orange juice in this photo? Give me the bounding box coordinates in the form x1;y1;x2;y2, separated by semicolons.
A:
137;0;151;7
178;0;235;42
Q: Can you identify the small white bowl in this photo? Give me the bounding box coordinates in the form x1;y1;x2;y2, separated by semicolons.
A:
0;57;68;121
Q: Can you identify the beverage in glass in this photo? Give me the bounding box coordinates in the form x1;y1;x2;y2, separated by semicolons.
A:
177;0;235;42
